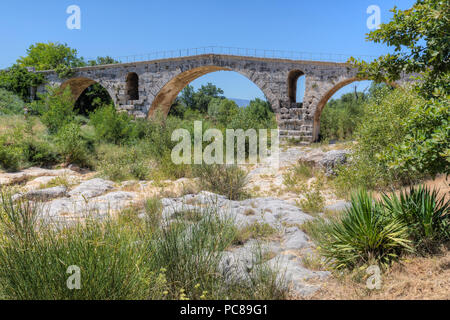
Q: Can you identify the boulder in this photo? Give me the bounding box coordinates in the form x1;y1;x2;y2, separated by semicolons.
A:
13;186;68;201
68;178;115;198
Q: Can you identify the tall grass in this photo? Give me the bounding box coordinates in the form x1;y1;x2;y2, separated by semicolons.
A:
0;193;286;300
193;164;249;200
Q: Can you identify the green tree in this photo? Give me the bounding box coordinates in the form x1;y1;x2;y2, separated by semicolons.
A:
169;83;225;117
0;88;25;115
87;56;121;66
207;98;239;125
0;65;43;101
351;0;449;176
17;42;85;71
35;86;77;134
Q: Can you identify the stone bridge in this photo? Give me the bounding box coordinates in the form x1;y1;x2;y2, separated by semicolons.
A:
37;54;377;142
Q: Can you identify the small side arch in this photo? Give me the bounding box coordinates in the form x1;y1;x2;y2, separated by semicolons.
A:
126;72;139;101
287;69;305;104
60;77;115;109
60;77;97;102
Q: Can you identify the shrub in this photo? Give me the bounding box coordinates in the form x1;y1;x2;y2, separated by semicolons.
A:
94;143;150;181
304;190;411;269
383;98;450;176
382;186;450;252
55;122;90;167
320;92;367;141
334;87;427;193
89;104;137;144
193;164;249;200
35;86;76;134
0;116;58;171
283;162;314;192
207;98;239;126
0;65;43;102
0;89;25;115
0;141;24;172
297;177;325;214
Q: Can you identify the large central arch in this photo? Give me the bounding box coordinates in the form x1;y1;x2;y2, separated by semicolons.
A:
148;66;274;117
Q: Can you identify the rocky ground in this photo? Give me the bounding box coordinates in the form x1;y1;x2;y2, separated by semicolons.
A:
3;144;447;299
0;144;352;297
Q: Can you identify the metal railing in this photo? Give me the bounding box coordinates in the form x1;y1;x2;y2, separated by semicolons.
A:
0;46;378;70
84;46;378;65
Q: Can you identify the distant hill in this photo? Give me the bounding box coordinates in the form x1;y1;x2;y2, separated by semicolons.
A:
229;98;250;107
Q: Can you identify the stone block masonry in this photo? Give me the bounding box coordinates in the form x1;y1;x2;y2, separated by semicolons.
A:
36;54;384;143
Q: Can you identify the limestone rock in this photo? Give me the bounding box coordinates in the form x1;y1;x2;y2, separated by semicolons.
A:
68;178;115;198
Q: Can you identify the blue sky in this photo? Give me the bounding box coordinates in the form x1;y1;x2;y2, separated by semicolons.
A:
0;0;415;100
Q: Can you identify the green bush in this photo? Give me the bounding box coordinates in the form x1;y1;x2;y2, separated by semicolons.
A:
0;116;57;171
89;104;137;144
0;89;25;115
35;86;76;134
208;98;239;126
304;190;411;269
0;65;43;102
0;141;24;172
335;87;427;193
94;143;150;181
384;98;450;176
55;122;90;167
382;185;450;252
193;164;249;200
320;92;367;141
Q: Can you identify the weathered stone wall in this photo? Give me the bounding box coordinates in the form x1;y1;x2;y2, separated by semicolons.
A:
37;54;362;143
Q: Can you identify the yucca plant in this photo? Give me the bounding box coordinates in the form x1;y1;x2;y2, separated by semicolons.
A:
382;185;450;252
305;190;411;270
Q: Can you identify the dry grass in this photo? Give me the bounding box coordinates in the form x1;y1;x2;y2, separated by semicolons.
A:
305;246;450;300
372;174;449;201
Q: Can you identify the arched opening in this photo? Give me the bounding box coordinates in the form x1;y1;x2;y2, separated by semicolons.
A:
312;78;395;142
288;69;305;105
149;66;273;117
126;72;139;101
60;77;113;115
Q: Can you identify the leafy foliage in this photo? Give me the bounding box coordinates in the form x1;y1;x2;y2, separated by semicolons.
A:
55;122;90;166
193;164;249;200
0;65;43;102
351;0;449;176
16;42;85;71
335;87;427;192
305;190;411;270
382;185;450;252
0;89;25;115
320;91;368;141
33;86;76;134
89;104;137;144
